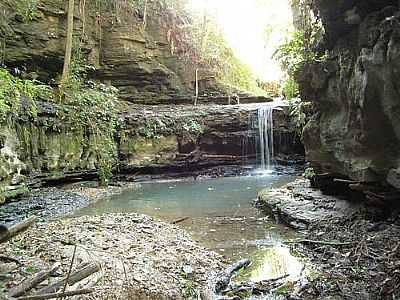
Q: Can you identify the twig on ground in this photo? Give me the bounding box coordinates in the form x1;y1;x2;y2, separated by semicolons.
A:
285;239;355;246
60;245;77;299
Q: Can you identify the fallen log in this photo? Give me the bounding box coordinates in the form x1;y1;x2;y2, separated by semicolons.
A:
37;262;100;295
285;239;354;246
0;217;37;244
17;288;93;300
8;263;61;297
171;217;190;225
214;259;251;293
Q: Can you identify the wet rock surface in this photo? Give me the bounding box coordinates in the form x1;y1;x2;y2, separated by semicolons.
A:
0;214;224;299
256;179;365;229
0;188;92;226
119;103;302;172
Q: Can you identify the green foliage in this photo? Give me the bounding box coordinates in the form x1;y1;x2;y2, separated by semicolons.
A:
182;280;197;298
61;49;119;186
303;167;316;180
0;185;29;203
25;266;36;273
194;19;260;93
138;118;167;140
169;12;260;94
274;0;325;77
289;100;310;138
274;28;321;77
282;77;299;100
0;67;52;124
182;119;203;135
136;117;203;140
5;0;39;22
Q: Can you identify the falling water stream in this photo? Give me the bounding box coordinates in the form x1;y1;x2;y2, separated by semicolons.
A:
258;104;275;170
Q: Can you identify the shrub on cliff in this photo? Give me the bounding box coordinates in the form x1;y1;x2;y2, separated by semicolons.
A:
0;67;52;124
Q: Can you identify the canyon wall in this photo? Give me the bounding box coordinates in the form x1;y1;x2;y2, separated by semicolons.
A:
298;0;400;189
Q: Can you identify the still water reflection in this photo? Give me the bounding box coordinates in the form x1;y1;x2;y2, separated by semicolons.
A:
75;172;305;281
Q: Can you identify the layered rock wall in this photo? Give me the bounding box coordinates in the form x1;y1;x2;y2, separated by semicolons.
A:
1;0;194;103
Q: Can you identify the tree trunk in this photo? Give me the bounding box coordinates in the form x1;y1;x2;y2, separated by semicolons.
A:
61;0;75;86
194;68;198;106
143;0;148;29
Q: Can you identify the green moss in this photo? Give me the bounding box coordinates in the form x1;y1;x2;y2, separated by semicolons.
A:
0;185;29;204
258;188;271;202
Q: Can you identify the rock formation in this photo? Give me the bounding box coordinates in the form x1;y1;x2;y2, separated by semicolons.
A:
298;0;400;190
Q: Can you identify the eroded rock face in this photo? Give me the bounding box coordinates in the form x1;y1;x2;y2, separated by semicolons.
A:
299;1;400;187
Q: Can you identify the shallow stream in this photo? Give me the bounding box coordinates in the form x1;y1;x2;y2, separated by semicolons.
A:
75;168;305;283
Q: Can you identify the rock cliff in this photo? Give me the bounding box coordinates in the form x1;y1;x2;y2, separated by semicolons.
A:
1;0;194;103
298;0;400;190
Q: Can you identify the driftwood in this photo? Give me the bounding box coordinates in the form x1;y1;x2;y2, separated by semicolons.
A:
171;217;190;225
0;217;37;244
17;288;93;300
37;262;100;295
8;263;61;297
214;259;251;293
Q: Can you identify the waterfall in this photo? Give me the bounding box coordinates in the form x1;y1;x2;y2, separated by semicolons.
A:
257;104;275;170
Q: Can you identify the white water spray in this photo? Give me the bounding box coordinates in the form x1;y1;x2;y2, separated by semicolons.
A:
257;104;275;170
